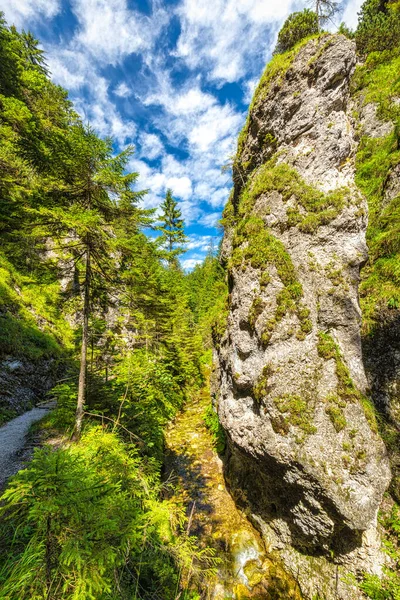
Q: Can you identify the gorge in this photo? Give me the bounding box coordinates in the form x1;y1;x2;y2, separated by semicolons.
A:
0;2;399;599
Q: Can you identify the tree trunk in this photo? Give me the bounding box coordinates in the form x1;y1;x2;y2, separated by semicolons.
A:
75;248;90;438
316;0;321;30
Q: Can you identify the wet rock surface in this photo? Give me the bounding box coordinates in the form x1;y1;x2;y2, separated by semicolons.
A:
164;386;301;599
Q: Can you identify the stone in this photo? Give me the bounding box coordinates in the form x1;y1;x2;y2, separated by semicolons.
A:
215;34;392;599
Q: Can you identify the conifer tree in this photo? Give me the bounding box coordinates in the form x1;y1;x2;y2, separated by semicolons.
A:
33;123;148;437
157;189;187;266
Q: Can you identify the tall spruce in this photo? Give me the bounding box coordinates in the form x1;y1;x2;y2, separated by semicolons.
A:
157;189;187;266
32;124;147;437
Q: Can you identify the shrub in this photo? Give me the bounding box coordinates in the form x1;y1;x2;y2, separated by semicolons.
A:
355;0;400;55
274;9;319;55
338;22;355;38
0;427;216;599
203;404;226;454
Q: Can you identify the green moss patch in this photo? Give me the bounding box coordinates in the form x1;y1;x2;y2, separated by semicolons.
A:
237;159;350;234
248;296;265;328
274;393;317;436
253;363;275;404
317;332;379;433
351;48;400;332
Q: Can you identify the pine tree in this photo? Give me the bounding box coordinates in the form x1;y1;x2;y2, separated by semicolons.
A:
355;0;400;54
32;123;148;437
157;189;187;266
274;9;319;54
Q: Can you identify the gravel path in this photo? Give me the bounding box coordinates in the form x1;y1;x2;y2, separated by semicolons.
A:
0;402;55;488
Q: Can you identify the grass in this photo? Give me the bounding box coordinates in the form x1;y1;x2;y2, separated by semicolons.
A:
203;403;226;454
351;47;400;333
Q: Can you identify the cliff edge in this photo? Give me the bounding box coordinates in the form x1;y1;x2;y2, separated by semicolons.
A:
214;34;392;600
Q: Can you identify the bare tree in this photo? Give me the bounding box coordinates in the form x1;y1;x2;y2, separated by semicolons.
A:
313;0;341;28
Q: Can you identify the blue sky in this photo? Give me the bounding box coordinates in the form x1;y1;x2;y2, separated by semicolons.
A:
1;0;362;269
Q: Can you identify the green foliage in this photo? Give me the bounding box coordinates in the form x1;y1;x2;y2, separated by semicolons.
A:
274;10;319;55
157;189;188;266
0;13;223;598
338;22;355;38
0;427;216;599
274;394;317;435
186;252;227;348
360;503;400;598
0;253;71;360
355;0;400;55
203;404;226;454
351;47;400;331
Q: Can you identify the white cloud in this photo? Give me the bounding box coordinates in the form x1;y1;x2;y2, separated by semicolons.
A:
199;212;221;228
181;258;204;271
0;0;60;28
243;77;259;104
139;133;164;160
166;176;192;201
47;50;86;90
8;0;311;238
47;47;136;145
69;0;166;65
175;0;297;84
209;187;230;208
342;0;363;29
114;82;132;98
186;234;215;251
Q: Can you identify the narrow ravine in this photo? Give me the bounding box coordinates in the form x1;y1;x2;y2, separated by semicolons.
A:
164;384;302;599
0;402;55;488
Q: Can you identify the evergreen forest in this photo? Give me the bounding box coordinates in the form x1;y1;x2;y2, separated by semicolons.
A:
0;1;399;599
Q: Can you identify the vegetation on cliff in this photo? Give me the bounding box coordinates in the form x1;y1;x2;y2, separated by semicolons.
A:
219;2;400;597
1;0;400;598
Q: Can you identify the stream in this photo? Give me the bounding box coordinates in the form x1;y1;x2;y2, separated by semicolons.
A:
164;385;302;599
0;402;55;488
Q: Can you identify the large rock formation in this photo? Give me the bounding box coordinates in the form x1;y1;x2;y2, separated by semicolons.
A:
215;34;391;599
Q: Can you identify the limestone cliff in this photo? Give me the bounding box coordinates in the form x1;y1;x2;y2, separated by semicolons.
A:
215;34;392;599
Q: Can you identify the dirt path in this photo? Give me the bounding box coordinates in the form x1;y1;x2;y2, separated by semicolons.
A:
0;402;55;488
164;386;302;600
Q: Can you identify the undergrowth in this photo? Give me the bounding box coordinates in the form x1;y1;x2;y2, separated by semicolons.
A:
0;252;73;360
0;427;217;600
203;403;226;454
352;50;400;332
